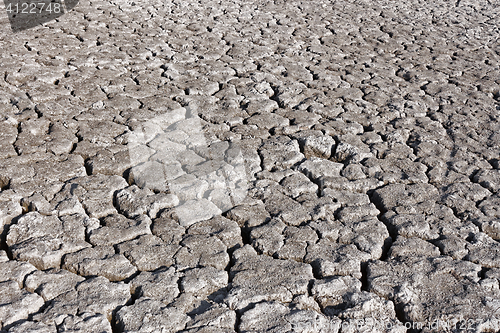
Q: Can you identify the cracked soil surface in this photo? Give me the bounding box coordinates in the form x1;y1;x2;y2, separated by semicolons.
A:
0;0;500;332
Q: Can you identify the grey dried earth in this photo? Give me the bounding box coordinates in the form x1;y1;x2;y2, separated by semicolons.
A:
0;0;499;332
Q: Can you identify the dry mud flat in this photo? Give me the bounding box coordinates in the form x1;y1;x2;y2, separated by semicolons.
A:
0;0;499;332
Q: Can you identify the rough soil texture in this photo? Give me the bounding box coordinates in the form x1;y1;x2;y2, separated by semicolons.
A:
0;0;500;332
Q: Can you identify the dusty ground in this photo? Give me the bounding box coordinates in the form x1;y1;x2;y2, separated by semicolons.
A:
0;0;500;332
